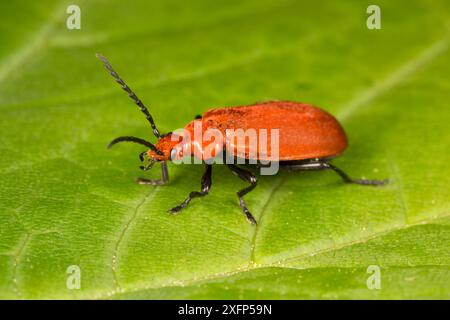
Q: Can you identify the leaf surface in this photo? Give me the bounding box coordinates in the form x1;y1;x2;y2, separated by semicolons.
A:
0;0;449;299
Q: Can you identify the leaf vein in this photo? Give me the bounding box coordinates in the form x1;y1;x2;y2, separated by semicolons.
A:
110;187;159;291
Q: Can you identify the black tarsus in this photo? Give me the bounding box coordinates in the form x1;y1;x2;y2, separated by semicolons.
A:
281;159;388;186
227;164;258;225
168;164;212;214
96;53;161;139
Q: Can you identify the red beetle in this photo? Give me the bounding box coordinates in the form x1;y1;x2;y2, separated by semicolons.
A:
97;54;387;224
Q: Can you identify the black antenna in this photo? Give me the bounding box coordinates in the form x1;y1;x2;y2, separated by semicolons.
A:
108;136;163;155
96;53;161;138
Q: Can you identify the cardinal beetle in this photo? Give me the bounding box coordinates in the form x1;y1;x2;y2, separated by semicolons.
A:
97;54;388;225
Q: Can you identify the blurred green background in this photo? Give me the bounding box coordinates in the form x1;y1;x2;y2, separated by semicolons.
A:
0;0;449;299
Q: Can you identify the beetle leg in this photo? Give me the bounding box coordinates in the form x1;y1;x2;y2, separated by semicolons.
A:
137;161;169;186
168;164;212;214
325;163;388;185
227;164;258;225
282;161;388;186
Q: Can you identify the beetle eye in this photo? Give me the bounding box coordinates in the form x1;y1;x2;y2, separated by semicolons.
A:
170;148;177;161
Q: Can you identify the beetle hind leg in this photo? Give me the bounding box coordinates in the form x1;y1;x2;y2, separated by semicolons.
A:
326;163;388;185
282;160;388;186
227;164;258;225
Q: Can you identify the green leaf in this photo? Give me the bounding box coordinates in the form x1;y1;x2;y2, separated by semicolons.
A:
0;0;449;299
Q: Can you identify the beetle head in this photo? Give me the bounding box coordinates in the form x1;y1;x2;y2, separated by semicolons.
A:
146;133;183;162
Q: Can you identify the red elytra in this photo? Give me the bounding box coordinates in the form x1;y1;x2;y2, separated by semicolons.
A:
98;54;387;225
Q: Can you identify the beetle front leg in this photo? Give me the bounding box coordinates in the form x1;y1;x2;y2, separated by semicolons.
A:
168;164;212;214
227;164;258;225
137;161;169;186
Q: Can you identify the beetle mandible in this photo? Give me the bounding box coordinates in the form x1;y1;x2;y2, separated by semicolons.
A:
97;54;388;225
